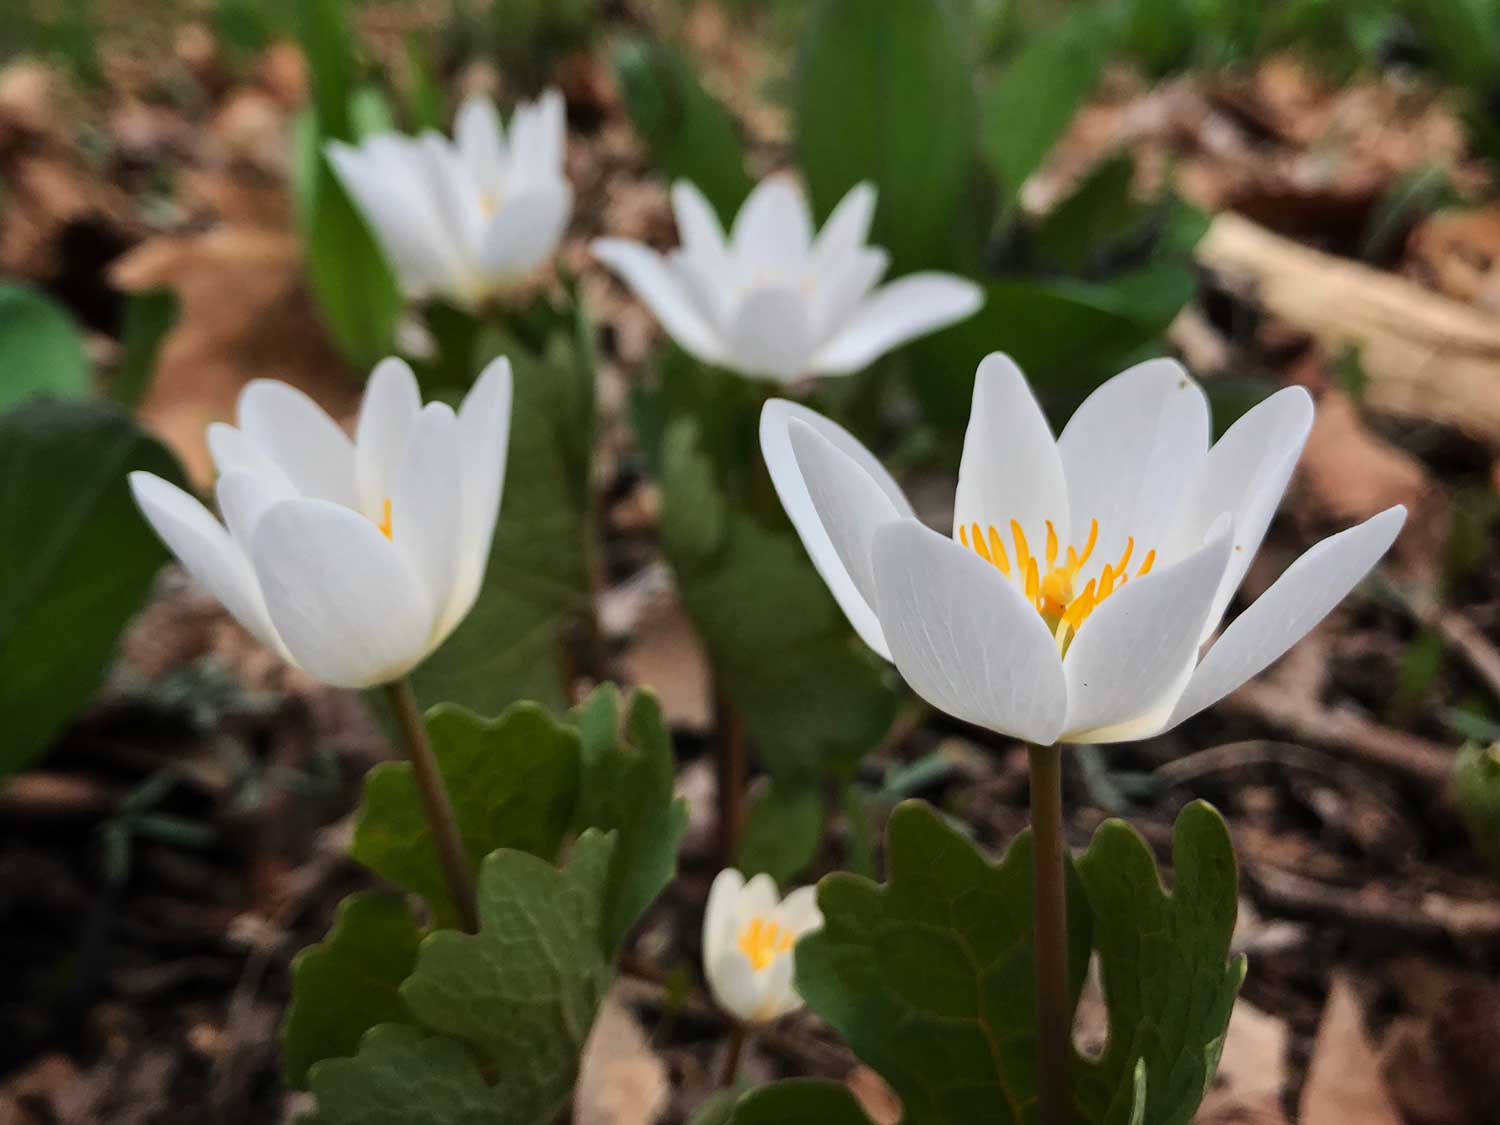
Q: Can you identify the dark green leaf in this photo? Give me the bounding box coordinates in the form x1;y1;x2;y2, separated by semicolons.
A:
572;684;689;952
1454;742;1500;876
351;701;582;928
398;831;616;1124
0;282;90;408
797;0;979;273
660;419;895;783
308;1024;503;1125
298;0;355;142
793;800;1093;1123
282;892;424;1088
614;37;752;225
408;306;596;714
0;401;183;774
732;1080;874;1125
737;781;823;884
111;289;179;411
981;9;1113;206
1073;802;1243;1125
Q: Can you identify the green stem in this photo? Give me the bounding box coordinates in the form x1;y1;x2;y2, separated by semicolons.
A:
1029;744;1071;1125
718;1022;748;1088
385;678;480;933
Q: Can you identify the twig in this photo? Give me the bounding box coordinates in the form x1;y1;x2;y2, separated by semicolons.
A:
1246;864;1500;944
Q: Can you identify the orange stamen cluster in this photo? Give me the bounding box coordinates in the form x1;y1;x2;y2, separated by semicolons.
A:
737;917;794;972
958;517;1157;646
378;498;394;541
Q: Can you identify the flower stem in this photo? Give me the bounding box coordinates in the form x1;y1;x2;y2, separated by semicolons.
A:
384;678;479;934
718;1022;748;1088
1029;744;1071;1125
714;681;747;866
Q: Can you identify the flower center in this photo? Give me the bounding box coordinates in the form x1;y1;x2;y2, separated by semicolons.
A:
378;497;394;541
737;916;794;973
958;518;1157;648
479;190;499;217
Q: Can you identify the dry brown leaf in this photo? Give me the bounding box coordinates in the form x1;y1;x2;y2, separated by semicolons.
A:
618;595;712;732
1299;974;1401;1125
845;1066;901;1125
1196;1000;1291;1124
575;996;669;1125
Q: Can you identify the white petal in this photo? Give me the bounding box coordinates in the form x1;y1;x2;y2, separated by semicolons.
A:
1166;506;1407;728
415;133;487;257
236;380;358;508
870;521;1067;743
809;181;877;275
592;239;727;365
206;423;293;493
730;176;813;271
755;950;800;1021
250;499;434;689
1162;386;1315;638
811;247;888;342
703;868;746;969
506;89;566;180
391;403;463;632
708;949;760;1023
774;885;823;937
671;180;732;274
1060;528;1233;740
449;356;513;621
478;183;572;281
787;419;903;648
455;95;505;185
811;272;983;375
760;400;914;659
1057;358;1210;571
724;286;816;382
953;353;1069;558
217;468;293;552
737;873;780;921
355;357;422;516
129;472;279;651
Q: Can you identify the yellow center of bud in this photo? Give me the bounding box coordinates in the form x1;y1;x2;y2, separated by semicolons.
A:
959;518;1157;649
480;191;499;217
737;916;794;973
378;498;394;541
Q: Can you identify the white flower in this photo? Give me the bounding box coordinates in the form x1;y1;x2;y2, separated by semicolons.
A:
592;177;983;383
328;92;572;309
762;354;1406;745
129;358;512;689
703;868;822;1024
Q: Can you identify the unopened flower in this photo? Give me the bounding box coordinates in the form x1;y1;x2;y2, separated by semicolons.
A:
592;177;982;383
762;354;1406;744
328;92;572;309
703;869;822;1024
130;358;511;689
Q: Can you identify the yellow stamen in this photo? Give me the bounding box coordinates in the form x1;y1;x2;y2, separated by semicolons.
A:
378;498;394;540
737;917;794;972
955;516;1161;648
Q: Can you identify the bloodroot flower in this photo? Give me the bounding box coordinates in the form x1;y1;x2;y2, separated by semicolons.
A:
130;358;511;689
592;176;982;383
703;868;822;1024
762;353;1405;745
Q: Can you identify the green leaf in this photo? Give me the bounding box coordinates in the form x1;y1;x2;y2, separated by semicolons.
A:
789;799;1240;1124
282;892;424;1088
1453;741;1500;876
294;132;402;371
980;9;1113;206
660;419;895;783
111;289;179;411
737;780;823;885
352;701;581;928
298;0;355;142
1073;801;1243;1125
572;684;689;953
793;800;1093;1124
398;831;616;1124
732;1080;875;1125
691;1089;744;1125
0;282;90;408
614;37;752;225
350;84;398;141
308;1024;503;1125
797;0;980;273
408;306;596;714
0;401;183;775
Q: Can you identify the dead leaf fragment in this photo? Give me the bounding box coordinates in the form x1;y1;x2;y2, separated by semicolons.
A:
1299;974;1401;1125
575;997;669;1125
